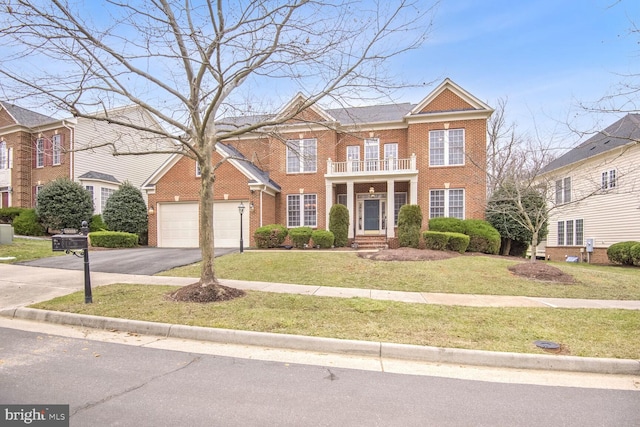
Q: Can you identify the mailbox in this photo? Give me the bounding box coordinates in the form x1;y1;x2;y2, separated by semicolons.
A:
52;234;88;252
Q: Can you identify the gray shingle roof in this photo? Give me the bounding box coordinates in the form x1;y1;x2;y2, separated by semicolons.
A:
78;171;120;184
541;113;640;173
0;101;58;128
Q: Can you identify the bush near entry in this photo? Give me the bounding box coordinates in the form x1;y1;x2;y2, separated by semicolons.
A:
254;224;288;249
311;230;335;249
607;241;640;266
329;204;349;247
398;204;423;248
422;231;449;251
445;232;470;254
89;231;138;248
427;218;500;255
289;227;313;248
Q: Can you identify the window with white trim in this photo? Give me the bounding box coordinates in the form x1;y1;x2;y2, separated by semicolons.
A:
36;138;45;168
0;142;7;169
101;187;116;212
384;143;398;170
287;194;317;227
52;134;62;165
85;185;94;202
557;219;584;246
429;189;464;219
337;194;347;206
286;139;317;173
555;177;571;204
429;129;464;166
346;146;360;172
364;138;379;171
394;192;407;225
601;169;616;190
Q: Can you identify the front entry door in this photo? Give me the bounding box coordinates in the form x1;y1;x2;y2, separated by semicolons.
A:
364;200;380;231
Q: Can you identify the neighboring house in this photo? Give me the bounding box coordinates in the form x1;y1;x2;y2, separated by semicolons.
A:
0;101;174;215
143;78;493;248
539;113;640;263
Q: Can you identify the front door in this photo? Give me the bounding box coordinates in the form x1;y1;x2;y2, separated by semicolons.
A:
364;200;379;231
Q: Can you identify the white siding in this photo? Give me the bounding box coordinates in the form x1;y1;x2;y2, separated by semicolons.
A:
73;105;175;206
546;143;640;250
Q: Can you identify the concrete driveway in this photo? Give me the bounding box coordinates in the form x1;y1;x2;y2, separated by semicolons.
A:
17;247;236;275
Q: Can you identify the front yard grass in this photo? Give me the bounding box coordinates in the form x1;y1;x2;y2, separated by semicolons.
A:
31;284;640;359
0;237;63;263
159;251;640;300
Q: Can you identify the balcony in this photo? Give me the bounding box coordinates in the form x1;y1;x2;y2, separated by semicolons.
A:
326;154;417;178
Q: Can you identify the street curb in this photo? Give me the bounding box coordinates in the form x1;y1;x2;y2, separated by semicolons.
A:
2;308;639;375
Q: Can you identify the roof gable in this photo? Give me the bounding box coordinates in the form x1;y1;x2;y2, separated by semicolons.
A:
0;101;58;128
274;93;336;123
409;78;492;116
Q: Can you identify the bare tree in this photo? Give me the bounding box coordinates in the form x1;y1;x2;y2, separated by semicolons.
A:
486;97;524;196
0;0;436;300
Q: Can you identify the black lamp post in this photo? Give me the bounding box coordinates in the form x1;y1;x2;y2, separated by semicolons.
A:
238;202;245;253
80;220;92;303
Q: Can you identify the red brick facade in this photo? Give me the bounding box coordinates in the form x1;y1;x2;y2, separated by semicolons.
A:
146;79;493;248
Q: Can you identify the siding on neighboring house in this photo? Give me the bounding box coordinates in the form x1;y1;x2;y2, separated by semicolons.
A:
541;114;640;263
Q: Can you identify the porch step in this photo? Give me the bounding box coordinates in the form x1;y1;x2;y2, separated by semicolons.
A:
353;236;388;249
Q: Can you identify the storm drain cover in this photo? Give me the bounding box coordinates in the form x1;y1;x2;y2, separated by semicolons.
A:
534;340;560;349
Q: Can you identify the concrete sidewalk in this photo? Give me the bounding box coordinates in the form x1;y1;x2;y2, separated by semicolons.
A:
1;263;639;376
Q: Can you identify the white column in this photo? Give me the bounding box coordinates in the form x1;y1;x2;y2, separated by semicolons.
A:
325;181;333;230
386;179;395;238
410;176;418;205
347;181;355;238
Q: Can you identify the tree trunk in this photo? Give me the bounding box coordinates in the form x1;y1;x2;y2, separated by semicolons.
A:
501;238;512;256
529;231;539;263
198;149;218;287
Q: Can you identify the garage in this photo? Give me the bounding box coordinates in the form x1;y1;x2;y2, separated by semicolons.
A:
157;201;249;248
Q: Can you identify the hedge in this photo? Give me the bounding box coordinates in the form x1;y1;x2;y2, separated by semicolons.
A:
254;224;288;249
0;207;25;224
89;231;138;248
311;230;335;249
631;243;640;266
607;241;639;266
289;227;313;248
446;232;470;254
429;217;465;234
422;231;449;251
463;219;501;255
12;209;46;236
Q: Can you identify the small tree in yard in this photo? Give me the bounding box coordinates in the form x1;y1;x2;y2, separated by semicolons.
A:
329;204;349;248
397;204;422;248
102;182;148;243
36;178;93;232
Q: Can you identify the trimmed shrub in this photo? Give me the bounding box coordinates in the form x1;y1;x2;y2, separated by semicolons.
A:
429;217;465;234
0;207;25;224
89;231;138;248
36;178;93;231
463;219;501;255
446;232;470;254
631;243;640;266
289;227;313;248
422;231;449;251
254;224;288;249
607;241;639;265
12;209;45;236
311;230;335;249
89;214;109;232
397;204;422;248
102;182;148;244
329;204;349;247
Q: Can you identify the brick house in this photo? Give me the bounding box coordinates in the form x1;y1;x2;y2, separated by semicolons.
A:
539;113;640;263
0;102;173;214
143;78;493;248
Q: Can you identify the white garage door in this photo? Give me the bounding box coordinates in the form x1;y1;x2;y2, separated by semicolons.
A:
158;203;199;248
157;201;250;248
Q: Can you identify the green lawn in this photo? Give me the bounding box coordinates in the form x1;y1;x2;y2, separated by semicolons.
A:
31;284;640;359
159;251;640;300
0;237;64;263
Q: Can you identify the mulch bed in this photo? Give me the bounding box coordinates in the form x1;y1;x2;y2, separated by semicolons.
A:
358;247;458;261
508;262;575;283
167;282;246;303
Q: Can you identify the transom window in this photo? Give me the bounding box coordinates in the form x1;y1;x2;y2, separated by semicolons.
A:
287;194;317;227
286;139;317;173
429;129;464;166
429;189;464;219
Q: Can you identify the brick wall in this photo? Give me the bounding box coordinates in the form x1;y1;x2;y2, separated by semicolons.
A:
545;246;611;264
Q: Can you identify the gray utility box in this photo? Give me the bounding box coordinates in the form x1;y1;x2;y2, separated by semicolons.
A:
52;234;88;252
0;224;14;244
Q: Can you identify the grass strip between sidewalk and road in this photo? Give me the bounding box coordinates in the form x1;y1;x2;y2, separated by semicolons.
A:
158;251;640;300
31;284;640;360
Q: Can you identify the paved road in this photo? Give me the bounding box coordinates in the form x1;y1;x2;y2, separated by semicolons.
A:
1;327;638;427
16;247;235;275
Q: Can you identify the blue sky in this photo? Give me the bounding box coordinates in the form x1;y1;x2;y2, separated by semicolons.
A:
392;0;639;148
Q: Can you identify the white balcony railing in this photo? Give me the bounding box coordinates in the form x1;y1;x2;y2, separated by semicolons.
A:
326;154;417;176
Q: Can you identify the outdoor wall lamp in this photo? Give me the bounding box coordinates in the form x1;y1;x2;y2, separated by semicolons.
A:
369;186;375;197
249;201;254;211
